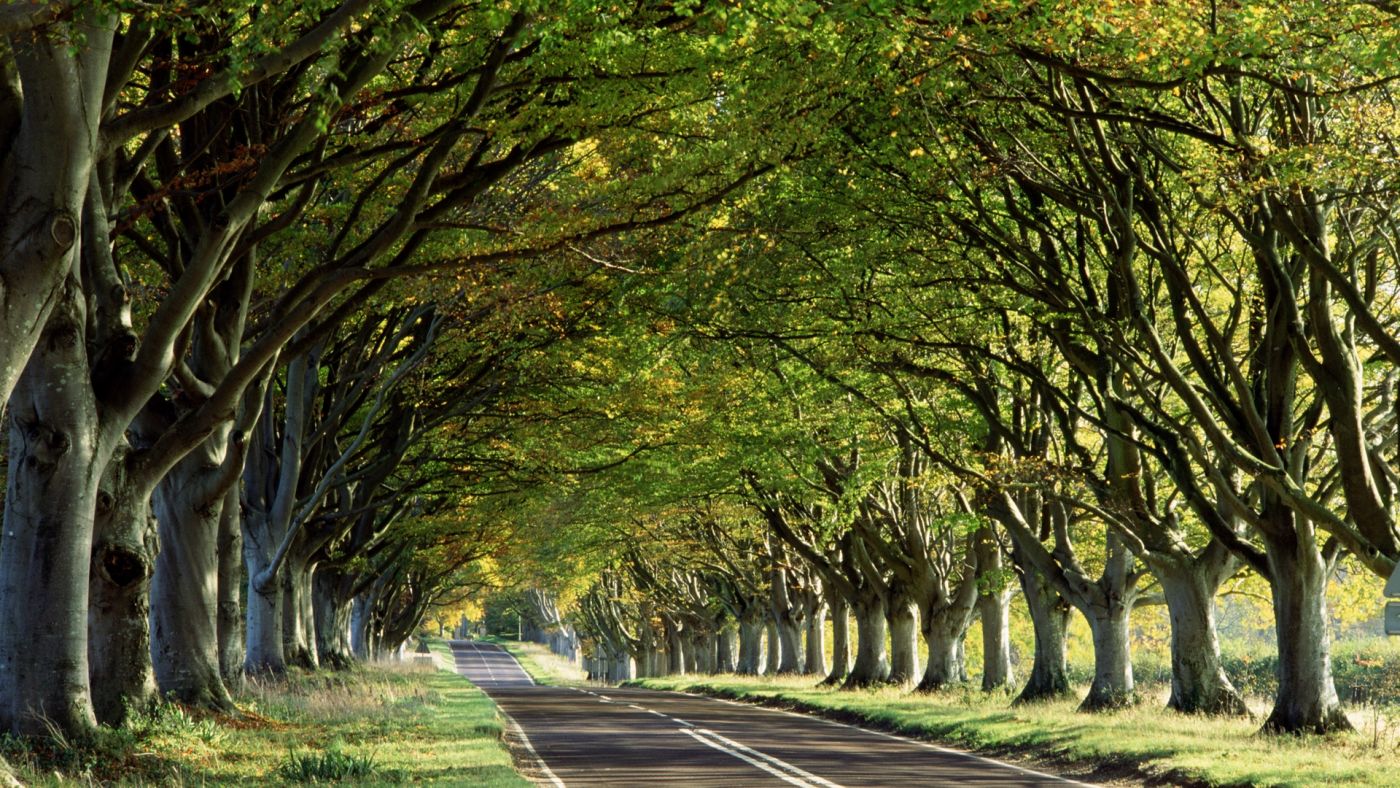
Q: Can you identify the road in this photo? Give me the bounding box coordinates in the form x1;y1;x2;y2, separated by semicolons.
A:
449;640;1096;787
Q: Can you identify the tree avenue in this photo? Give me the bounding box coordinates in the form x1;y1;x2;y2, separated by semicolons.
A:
1;3;1399;779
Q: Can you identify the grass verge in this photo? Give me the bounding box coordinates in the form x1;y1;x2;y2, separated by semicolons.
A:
630;674;1400;787
0;662;529;786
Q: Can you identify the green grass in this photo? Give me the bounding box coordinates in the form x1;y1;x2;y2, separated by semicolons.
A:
0;662;530;786
631;674;1400;787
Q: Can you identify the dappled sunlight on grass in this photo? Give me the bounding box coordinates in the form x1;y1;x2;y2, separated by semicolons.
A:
635;674;1400;786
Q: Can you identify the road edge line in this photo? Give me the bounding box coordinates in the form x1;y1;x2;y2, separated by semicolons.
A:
449;641;564;787
502;709;566;788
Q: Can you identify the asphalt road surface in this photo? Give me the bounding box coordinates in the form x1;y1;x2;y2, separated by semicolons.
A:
449;640;1096;787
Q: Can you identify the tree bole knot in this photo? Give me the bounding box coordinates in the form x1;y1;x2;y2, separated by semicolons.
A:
47;320;80;350
96;490;115;516
49;211;77;250
99;544;149;589
47;429;70;456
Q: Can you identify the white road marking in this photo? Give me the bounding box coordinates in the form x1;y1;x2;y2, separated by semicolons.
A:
682;728;828;788
676;690;1095;786
692;728;845;788
458;644;1089;787
458;641;535;686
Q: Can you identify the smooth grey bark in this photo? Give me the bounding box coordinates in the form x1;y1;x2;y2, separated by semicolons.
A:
764;618;780;675
89;444;158;726
0;15;111;416
350;594;372;660
1080;597;1135;711
1262;526;1349;733
609;652;634;682
0;17;116;735
151;255;260;710
977;587;1015;693
737;614;764;675
825;593;851;686
975;530;1015;692
920;620;963;693
217;485;244;685
775;616;803;675
1014;558;1073;703
312;569;354;669
243;548;284;674
887;592;919;687
916;579;979;692
691;629;716;674
1151;549;1247;715
1;279;103;736
151;436;243;713
769;560;806;674
994;495;1143;710
845;592;890;688
663;614;686;676
282;552;319;669
243;350;317;673
1074;532;1140;711
717;625;738;672
803;597;828;678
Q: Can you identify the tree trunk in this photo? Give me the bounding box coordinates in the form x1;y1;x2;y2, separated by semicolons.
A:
974;527;1015;693
313;570;354;669
804;600;828;677
845;593;890;688
282;554;318;669
664;615;686;676
1079;601;1136;711
825;594;850;685
764;618;780;674
717;625;738;672
978;587;1015;693
918;622;962;693
89;448;158;726
217;486;244;686
350;594;371;660
244;536;284;674
0;282;102;736
692;629;715;674
608;648;633;682
1153;558;1247;715
1016;565;1073;704
776;616;803;674
917;598;976;693
1261;529;1350;734
737;615;763;674
887;595;918;687
151;450;237;712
